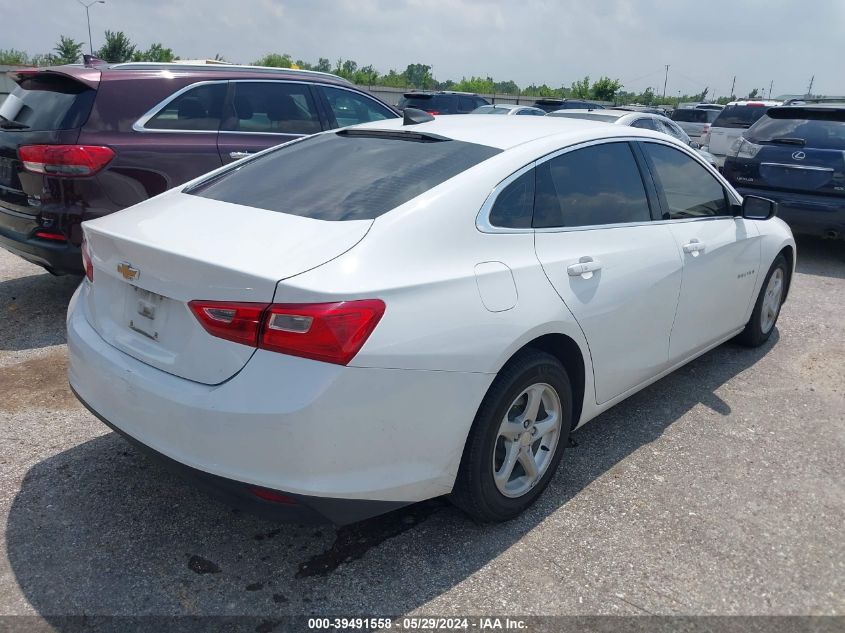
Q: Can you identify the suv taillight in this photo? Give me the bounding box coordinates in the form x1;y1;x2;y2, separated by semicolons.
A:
81;237;93;282
18;145;114;177
188;299;385;366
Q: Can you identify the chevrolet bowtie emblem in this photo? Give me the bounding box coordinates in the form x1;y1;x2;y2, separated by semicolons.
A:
117;262;140;281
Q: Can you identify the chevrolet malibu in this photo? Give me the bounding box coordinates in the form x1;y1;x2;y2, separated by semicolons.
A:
68;112;796;524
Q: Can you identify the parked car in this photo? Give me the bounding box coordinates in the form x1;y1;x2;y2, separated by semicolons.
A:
0;61;399;275
723;104;845;239
397;91;489;115
68;114;795;525
700;100;781;168
616;105;667;115
694;103;724;111
671;107;721;142
548;108;719;167
532;98;605;113
471;104;546;116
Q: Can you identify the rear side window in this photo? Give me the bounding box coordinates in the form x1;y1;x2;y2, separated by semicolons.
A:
188;131;501;221
489;169;534;228
746;112;845;150
711;105;770;129
533;142;651;228
0;75;95;130
223;82;321;135
145;83;226;131
322;86;394;128
642;142;728;219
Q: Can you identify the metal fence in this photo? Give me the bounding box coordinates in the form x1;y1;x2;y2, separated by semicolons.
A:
357;85;564;107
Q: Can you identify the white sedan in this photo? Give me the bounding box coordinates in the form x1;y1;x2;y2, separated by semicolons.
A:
68;112;795;524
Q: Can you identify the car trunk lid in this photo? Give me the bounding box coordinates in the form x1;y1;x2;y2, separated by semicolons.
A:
82;192;372;384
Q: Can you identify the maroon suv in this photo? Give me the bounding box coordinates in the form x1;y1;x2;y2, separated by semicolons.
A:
0;62;399;274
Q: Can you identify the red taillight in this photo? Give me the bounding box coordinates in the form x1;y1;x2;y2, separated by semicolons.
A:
188;301;267;347
81;237;93;282
34;230;67;242
261;300;385;365
187;299;386;366
428;110;440;115
18;145;114;177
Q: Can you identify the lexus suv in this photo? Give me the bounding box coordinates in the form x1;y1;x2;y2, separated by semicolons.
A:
722;104;845;239
0;61;398;274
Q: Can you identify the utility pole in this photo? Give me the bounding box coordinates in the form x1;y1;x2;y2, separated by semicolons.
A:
78;0;105;55
662;65;669;100
807;75;814;97
768;80;774;99
730;75;736;98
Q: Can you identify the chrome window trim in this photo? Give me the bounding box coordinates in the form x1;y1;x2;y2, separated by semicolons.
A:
476;136;740;234
132;79;396;135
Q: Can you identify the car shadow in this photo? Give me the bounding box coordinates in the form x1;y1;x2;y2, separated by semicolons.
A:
5;331;778;622
0;272;81;351
794;235;844;280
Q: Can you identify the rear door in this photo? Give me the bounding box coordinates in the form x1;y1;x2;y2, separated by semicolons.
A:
217;81;324;165
532;140;684;404
638;141;761;361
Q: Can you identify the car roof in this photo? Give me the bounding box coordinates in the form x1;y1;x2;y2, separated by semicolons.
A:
350;113;666;151
724;100;782;106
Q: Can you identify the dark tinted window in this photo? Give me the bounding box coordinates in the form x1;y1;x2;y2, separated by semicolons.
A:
533;142;651;228
189;132;501;221
398;95;453;113
323;86;394;127
711;105;771;129
631;117;659;131
656;119;688;142
223;82;321;135
490;169;534;228
746;111;845;150
0;75;95;130
458;96;477;113
643;142;728;219
671;109;710;123
146;83;226;131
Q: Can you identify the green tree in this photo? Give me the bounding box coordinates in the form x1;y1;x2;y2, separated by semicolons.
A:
378;69;407;88
96;31;136;62
493;79;520;95
590;76;622;101
747;88;760;99
453;75;494;94
354;64;378;86
294;59;312;70
569;76;591;98
314;57;331;73
404;63;432;89
133;43;177;62
0;49;29;65
52;36;83;64
253;53;293;67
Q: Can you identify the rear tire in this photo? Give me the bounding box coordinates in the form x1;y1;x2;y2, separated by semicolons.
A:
450;350;572;523
736;254;788;347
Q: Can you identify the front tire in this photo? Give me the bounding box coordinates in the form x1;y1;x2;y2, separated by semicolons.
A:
736;254;788;347
450;350;572;522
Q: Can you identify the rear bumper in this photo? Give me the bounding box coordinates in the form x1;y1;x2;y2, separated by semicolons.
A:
67;284;492;523
734;186;845;238
0;210;83;273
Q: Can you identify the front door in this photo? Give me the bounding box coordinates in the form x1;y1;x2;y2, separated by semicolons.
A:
638;141;761;361
532;141;684;405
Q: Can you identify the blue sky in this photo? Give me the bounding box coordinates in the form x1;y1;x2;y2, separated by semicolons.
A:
2;0;841;98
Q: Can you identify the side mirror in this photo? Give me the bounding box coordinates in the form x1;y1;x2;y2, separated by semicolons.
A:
740;195;777;220
689;140;701;149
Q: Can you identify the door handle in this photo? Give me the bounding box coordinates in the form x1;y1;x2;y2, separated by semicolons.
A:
682;239;706;256
229;151;253;159
567;256;602;279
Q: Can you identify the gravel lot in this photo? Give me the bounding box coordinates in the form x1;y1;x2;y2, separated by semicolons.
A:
0;238;842;625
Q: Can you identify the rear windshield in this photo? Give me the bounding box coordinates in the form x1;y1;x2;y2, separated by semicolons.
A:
746;110;845;150
398;95;453;112
711;105;771;129
188;131;502;221
671;109;718;123
0;75;95;131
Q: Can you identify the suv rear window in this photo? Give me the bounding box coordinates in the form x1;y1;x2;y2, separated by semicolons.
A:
188;131;501;221
746;109;845;150
711;105;771;129
671;109;718;123
0;75;95;131
398;95;453;113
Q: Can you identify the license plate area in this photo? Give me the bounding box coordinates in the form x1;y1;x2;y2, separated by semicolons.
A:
126;286;168;340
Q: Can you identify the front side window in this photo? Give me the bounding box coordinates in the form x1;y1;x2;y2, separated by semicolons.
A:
188;131;501;221
489;169;535;228
322;86;394;128
223;82;321;135
533;142;652;228
642;142;729;219
145;83;226;131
